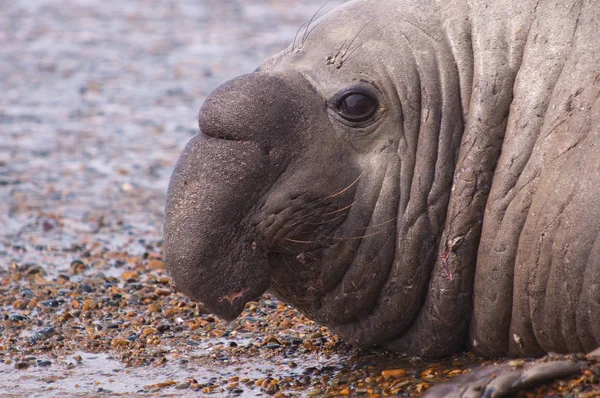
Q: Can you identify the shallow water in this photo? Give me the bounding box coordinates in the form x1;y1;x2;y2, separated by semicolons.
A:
0;350;345;397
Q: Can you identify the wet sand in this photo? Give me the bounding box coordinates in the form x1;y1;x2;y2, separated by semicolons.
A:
2;1;599;397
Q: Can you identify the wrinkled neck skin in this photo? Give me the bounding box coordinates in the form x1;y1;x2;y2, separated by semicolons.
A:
165;0;532;358
259;1;469;355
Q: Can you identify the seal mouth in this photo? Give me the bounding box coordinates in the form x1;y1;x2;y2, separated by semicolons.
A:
197;290;250;322
166;235;272;322
187;258;270;322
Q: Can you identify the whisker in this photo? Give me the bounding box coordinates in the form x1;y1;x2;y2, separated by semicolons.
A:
288;201;340;227
302;0;331;44
288;185;370;228
329;39;341;60
302;213;348;226
341;20;372;58
336;30;355;59
341;40;365;63
288;183;363;226
303;19;326;45
344;29;384;64
346;216;397;231
278;176;367;239
325;174;362;199
327;228;390;241
292;20;310;52
289;210;350;232
323;202;354;216
284;238;314;244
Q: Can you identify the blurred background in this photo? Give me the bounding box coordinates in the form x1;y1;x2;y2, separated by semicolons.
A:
1;0;346;273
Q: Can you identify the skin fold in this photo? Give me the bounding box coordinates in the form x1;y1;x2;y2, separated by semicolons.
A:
164;0;600;371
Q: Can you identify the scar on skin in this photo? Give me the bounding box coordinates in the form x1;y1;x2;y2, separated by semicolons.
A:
219;288;248;304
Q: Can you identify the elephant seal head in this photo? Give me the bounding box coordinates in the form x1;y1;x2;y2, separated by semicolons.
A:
165;0;466;355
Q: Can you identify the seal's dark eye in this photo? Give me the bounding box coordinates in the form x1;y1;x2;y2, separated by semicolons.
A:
336;92;378;122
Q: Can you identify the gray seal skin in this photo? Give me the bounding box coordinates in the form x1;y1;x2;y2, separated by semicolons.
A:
165;0;600;362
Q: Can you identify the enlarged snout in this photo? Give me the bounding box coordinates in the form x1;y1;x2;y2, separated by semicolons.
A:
164;72;316;320
164;134;270;320
199;72;304;143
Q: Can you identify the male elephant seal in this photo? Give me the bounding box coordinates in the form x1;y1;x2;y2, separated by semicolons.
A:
165;0;600;368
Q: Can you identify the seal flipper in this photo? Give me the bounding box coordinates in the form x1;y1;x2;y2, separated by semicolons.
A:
422;356;586;398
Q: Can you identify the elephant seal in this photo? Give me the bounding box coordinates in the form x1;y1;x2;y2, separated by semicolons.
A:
165;0;600;363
